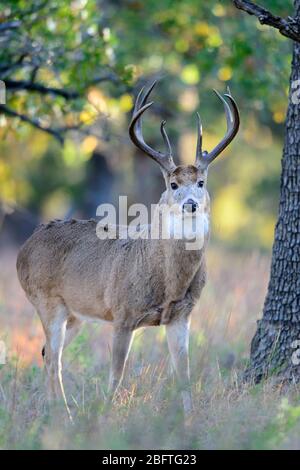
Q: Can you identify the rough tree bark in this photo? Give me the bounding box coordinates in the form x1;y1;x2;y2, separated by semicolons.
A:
232;1;300;382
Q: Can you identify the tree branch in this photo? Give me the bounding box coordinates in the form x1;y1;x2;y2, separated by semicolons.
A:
88;72;119;86
232;0;300;43
0;104;100;144
0;21;22;33
0;104;64;143
0;54;27;75
3;72;120;100
4;79;79;100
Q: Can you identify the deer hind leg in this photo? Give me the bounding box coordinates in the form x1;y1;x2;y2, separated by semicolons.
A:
108;326;134;401
165;315;193;418
39;301;72;420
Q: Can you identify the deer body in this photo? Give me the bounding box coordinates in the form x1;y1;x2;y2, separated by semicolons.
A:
17;82;239;420
18;217;207;329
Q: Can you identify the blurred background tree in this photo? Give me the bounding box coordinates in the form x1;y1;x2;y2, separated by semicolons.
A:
0;0;293;250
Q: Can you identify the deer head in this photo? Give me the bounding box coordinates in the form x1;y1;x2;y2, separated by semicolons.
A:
129;81;240;216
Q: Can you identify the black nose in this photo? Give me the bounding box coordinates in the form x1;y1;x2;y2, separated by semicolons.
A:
183;199;198;213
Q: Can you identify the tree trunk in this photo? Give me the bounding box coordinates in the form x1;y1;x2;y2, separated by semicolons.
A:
246;1;300;382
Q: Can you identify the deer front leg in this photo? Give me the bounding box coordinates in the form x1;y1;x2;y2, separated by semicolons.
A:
165;315;193;418
108;326;134;400
40;302;72;421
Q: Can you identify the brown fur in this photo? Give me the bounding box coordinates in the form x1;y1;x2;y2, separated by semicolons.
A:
17;164;210;420
17;219;207;328
171;165;200;184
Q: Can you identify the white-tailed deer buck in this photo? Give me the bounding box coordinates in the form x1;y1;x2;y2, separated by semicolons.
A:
17;81;239;420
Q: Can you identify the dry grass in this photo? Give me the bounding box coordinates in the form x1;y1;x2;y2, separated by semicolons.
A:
1;245;300;450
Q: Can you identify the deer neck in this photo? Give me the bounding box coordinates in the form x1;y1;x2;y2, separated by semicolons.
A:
149;197;209;294
158;228;206;313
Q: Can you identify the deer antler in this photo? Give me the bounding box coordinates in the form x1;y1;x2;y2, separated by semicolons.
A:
129;81;176;173
195;88;240;169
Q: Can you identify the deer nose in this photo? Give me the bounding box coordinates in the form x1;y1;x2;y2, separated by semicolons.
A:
183;199;198;213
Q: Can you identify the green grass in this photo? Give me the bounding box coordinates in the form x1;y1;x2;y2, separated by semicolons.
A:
1;246;300;450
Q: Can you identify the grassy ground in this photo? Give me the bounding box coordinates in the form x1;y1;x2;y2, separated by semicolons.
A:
1;245;300;450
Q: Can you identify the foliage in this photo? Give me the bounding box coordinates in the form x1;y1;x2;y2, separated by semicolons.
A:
0;0;133;137
0;0;295;249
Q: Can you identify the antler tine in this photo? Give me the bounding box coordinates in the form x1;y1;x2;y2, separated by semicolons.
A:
129;101;154;148
214;89;233;129
195;89;240;169
132;81;158;139
195;112;203;164
129;81;176;173
132;81;157;118
134;86;145;114
140;80;157;107
160;120;172;156
131;87;145;143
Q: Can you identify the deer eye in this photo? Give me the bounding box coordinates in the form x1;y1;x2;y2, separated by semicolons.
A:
171;182;178;190
197;180;204;188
